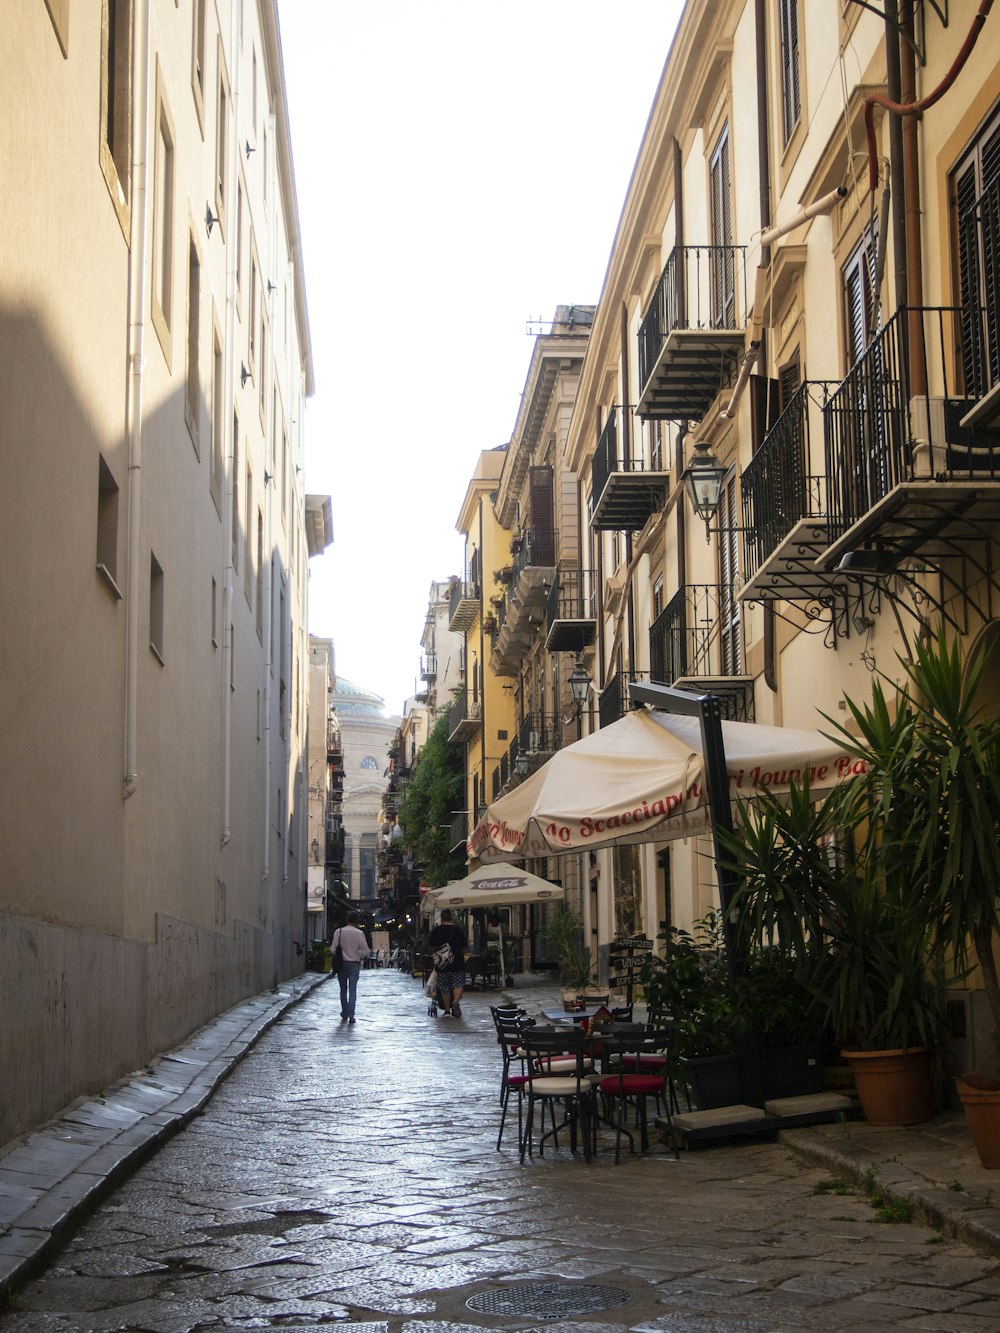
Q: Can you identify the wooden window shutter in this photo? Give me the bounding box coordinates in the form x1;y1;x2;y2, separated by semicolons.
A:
529;465;555;565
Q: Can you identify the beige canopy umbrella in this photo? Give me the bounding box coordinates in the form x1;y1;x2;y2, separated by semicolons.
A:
422;862;565;985
468;707;865;863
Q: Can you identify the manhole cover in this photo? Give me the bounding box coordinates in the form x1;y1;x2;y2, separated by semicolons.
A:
467;1282;632;1320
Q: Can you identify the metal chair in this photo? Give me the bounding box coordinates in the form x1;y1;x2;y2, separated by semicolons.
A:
520;1027;596;1163
597;1027;678;1163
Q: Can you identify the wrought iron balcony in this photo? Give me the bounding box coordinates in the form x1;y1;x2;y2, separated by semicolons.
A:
448;579;480;632
591;409;670;531
447;689;482;742
598;671;649;729
739;381;844;603
490;532;555;676
819;307;1000;576
518;711;555;761
649;585;753;719
420;652;437;681
636;244;748;422
449;809;468;854
546;569;597;652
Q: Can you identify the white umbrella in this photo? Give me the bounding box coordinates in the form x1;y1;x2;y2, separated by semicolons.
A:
422;862;565;984
468;708;865;863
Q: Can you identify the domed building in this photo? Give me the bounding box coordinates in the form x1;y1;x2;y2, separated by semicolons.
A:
330;676;400;911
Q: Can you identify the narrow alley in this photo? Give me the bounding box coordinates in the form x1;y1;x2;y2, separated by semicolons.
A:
5;972;1000;1332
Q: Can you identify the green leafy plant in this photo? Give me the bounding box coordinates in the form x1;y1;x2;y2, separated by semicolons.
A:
397;712;466;887
825;631;1000;1066
719;772;948;1053
543;907;594;989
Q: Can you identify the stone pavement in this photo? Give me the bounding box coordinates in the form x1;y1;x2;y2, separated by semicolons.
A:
0;974;329;1304
3;970;1000;1329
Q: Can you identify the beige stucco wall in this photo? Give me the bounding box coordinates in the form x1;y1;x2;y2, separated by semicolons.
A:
0;1;316;1146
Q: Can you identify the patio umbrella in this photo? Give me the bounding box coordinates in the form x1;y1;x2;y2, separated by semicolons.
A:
422;862;565;984
468;707;865;863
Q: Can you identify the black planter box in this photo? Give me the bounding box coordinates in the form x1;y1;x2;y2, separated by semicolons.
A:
761;1044;824;1100
681;1054;744;1109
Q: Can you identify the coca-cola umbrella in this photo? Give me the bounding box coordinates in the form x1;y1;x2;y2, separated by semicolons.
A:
468;707;865;864
422;862;565;985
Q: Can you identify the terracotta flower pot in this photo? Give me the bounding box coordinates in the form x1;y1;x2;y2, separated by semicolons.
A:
956;1074;1000;1169
841;1047;934;1126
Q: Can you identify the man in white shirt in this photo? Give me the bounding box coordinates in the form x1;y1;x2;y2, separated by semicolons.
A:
332;911;370;1023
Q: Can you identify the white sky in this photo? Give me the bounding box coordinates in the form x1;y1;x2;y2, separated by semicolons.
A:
277;2;683;714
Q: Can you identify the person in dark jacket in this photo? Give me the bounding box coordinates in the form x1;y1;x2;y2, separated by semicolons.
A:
428;909;467;1017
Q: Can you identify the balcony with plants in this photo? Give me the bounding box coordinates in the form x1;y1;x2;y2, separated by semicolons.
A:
490;530;556;677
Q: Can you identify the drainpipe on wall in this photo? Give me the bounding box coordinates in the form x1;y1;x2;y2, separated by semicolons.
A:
221;0;241;846
620;303;636;673
672;140;688;596
900;0;926;397
123;0;153;800
755;0;779;694
884;0;910;322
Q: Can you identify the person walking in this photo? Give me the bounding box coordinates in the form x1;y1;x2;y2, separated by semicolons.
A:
332;911;370;1023
428;908;467;1018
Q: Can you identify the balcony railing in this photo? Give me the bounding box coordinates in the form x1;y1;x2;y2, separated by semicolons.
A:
449;809;468;854
823;307;999;543
741;382;837;579
637;244;748;421
448;579;480;632
591;409;669;531
518;711;555;757
510;525;556;576
650;584;745;682
546;569;596;652
598;671;649;729
420;652;437;681
447;689;482;742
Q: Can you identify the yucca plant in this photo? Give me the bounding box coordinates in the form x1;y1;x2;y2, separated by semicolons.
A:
829;631;1000;1065
719;774;948;1052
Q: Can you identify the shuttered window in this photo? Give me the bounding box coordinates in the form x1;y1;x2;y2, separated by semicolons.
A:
719;473;742;676
709;124;735;328
529;465;555;564
778;0;801;146
842;227;878;368
954;106;1000;398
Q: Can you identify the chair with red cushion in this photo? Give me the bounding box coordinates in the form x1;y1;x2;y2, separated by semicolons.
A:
598;1029;678;1163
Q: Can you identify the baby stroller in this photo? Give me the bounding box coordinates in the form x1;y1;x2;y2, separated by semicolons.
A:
424;965;445;1016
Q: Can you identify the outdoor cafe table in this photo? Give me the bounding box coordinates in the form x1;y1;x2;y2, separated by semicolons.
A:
539;1006;607;1024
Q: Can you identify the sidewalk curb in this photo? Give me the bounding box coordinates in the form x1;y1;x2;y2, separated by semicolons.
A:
779;1126;1000;1260
0;972;331;1306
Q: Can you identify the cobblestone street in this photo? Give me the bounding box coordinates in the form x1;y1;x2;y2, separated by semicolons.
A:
6;970;1000;1331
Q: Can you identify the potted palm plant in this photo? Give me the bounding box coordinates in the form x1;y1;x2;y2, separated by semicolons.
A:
720;769;947;1126
828;633;1000;1157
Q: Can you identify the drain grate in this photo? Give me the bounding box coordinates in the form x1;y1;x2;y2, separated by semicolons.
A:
467;1282;632;1321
